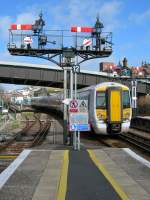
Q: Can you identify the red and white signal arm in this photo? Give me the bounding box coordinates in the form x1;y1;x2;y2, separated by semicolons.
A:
10;24;32;30
71;26;94;32
83;38;92;47
24;36;33;44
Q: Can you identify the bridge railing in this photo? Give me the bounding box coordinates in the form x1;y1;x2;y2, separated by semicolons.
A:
8;30;112;53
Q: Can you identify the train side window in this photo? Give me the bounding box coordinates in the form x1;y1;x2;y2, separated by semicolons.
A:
122;91;130;108
96;92;106;109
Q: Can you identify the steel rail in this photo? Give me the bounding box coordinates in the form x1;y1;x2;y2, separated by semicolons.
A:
31;120;51;146
120;132;150;153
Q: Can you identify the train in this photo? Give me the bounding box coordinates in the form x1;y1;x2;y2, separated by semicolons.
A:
31;82;132;135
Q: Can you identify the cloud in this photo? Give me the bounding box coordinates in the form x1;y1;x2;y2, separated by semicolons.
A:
16;12;37;24
46;0;122;31
129;9;150;24
0;0;123;40
99;1;122;31
0;6;39;61
99;1;122;18
0;16;12;40
0;11;37;45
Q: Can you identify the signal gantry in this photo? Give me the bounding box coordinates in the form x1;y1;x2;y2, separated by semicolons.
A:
7;14;112;67
7;14;113;145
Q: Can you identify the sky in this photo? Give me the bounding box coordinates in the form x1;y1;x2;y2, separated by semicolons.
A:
0;0;150;89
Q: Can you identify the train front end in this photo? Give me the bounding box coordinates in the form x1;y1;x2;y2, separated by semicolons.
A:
95;83;131;134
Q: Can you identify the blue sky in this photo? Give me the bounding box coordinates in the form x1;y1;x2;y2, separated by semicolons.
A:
0;0;150;89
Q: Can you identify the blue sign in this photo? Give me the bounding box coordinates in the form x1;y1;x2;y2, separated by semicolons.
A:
70;124;90;131
71;124;78;131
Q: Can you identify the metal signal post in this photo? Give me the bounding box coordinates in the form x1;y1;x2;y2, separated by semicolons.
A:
61;49;75;144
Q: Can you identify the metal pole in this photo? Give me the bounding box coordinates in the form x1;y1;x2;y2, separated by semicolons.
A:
73;131;77;150
73;65;80;150
72;69;76;150
73;68;77;150
70;69;73;99
131;80;137;118
63;68;68;144
74;71;77;100
77;131;80;150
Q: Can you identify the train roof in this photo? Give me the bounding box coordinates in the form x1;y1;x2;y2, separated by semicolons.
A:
78;82;129;92
95;82;129;89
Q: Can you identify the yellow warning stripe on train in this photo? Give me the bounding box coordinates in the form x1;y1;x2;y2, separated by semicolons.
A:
56;150;69;200
88;150;130;200
0;155;17;159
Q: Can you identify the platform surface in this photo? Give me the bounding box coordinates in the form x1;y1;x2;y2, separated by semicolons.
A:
0;148;149;200
66;150;121;200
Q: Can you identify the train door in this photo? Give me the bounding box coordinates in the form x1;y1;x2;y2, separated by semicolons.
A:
107;87;122;133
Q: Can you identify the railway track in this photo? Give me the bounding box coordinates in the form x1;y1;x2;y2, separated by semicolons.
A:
31;119;51;147
80;127;150;155
0;116;35;153
120;131;150;153
0;113;51;173
0;115;51;153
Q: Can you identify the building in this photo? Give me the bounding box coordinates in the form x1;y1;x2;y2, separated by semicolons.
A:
121;57;132;77
99;62;116;72
99;58;130;76
100;58;150;78
131;67;145;78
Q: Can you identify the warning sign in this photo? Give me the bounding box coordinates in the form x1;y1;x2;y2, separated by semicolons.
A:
68;99;90;132
83;38;92;47
69;100;78;112
24;36;33;44
79;100;88;112
69;100;88;113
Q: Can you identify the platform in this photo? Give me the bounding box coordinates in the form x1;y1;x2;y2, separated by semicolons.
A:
0;148;150;200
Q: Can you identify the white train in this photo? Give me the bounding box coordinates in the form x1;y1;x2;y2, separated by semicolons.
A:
31;82;132;135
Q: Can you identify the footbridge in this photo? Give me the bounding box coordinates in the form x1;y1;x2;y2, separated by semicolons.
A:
0;61;150;95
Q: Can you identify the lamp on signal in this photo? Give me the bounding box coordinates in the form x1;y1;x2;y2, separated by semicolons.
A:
92;16;104;36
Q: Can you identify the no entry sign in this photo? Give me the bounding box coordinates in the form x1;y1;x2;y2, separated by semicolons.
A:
69;100;78;112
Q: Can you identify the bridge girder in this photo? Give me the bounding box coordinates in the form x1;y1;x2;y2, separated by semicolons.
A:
0;62;150;94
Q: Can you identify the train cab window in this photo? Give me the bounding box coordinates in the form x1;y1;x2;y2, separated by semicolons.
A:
122;91;130;108
96;92;106;109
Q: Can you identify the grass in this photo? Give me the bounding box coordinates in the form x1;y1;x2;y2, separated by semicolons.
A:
11;120;20;129
22;112;34;118
47;87;62;93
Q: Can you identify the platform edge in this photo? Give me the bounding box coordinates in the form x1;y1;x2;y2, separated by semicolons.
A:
56;150;69;200
88;149;130;200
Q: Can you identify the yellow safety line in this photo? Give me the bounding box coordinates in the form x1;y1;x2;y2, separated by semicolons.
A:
88;150;130;200
56;150;69;200
0;155;17;159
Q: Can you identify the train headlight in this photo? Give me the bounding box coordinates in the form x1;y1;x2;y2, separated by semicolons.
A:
124;113;130;121
97;113;104;121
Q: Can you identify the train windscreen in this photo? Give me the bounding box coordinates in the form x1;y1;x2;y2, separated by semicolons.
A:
122;91;130;108
96;92;106;109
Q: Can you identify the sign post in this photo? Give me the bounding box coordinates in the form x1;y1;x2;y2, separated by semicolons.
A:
63;67;68;144
62;49;75;145
131;80;137;118
77;131;80;150
69;99;78;149
69;99;90;150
